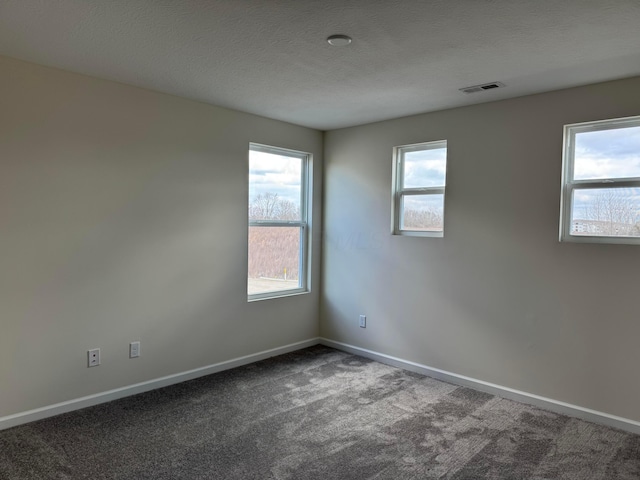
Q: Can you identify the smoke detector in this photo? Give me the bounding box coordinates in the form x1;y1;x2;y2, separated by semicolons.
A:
327;34;352;46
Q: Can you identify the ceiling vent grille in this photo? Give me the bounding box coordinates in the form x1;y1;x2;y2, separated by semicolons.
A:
459;81;506;94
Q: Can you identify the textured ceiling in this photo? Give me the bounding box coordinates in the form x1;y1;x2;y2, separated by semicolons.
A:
1;0;640;130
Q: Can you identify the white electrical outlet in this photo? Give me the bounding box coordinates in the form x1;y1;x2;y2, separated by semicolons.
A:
359;315;366;328
129;341;140;358
88;348;100;367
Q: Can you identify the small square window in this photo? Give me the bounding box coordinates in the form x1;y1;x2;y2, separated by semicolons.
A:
392;141;448;236
560;116;640;244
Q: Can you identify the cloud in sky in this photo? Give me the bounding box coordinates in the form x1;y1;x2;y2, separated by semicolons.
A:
574;126;640;180
403;147;447;188
249;150;301;205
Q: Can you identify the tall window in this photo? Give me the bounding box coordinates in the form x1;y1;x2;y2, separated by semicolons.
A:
248;144;310;299
392;140;448;236
560;116;640;244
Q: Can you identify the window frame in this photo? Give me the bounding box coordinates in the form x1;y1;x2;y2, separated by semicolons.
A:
560;115;640;245
248;143;311;301
392;140;448;237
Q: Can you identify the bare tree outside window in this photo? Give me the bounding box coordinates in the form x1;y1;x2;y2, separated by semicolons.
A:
571;188;640;237
249;193;300;221
402;203;444;231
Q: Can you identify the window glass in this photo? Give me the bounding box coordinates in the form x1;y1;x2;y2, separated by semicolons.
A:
249;151;301;221
573;126;640;180
403;147;447;188
570;188;640;237
401;194;445;231
248;226;301;295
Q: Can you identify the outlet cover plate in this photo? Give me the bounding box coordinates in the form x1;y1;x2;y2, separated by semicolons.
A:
130;341;140;358
88;348;100;367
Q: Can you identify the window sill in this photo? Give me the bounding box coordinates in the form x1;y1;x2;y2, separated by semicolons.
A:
248;288;309;302
560;234;640;245
393;230;444;238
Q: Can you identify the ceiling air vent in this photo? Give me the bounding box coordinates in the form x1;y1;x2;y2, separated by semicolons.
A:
459;81;506;94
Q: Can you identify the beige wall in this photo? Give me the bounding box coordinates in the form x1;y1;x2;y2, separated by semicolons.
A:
322;76;640;422
4;51;640;425
0;56;322;418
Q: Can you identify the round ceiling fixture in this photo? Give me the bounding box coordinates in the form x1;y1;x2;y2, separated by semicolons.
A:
327;34;352;46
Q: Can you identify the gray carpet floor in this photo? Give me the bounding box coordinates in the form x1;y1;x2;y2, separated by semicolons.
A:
1;345;639;479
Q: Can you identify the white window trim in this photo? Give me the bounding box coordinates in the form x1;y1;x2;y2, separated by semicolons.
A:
560;115;640;245
392;140;448;237
248;143;311;301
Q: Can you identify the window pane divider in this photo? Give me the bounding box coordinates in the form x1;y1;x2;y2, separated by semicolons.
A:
249;220;304;227
401;187;445;196
570;179;640;188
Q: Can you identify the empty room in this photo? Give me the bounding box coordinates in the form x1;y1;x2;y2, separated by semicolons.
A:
1;1;640;478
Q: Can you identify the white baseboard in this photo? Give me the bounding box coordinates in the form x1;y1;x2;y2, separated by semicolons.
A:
5;337;640;436
0;338;320;431
319;337;640;436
